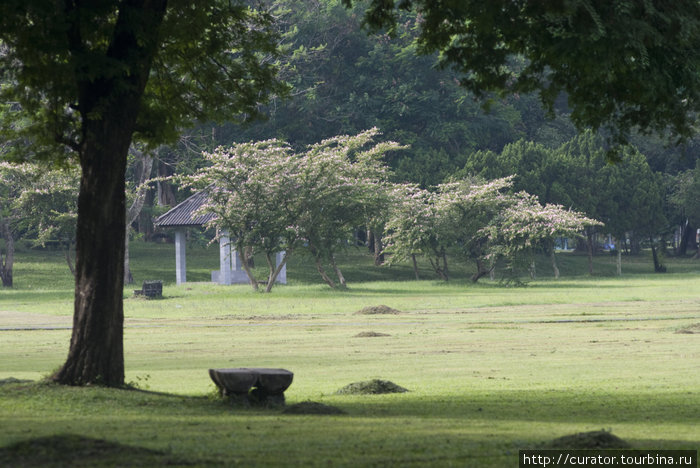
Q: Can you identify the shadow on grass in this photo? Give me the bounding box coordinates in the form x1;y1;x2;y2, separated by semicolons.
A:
1;381;697;466
327;389;699;426
0;434;201;468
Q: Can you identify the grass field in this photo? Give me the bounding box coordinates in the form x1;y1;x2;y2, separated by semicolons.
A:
1;242;699;466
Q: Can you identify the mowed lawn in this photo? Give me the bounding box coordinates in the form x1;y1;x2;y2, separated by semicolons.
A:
0;243;699;466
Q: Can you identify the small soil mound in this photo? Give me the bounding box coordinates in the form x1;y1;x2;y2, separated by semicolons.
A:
0;434;193;467
336;379;408;395
282;401;345;415
0;377;33;385
354;305;401;315
675;323;700;334
354;331;391;338
545;430;630;449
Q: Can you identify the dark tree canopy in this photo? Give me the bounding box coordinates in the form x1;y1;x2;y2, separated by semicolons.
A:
0;0;285;161
346;0;700;146
0;0;284;387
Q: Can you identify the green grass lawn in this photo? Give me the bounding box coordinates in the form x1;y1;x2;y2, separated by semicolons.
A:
1;242;699;466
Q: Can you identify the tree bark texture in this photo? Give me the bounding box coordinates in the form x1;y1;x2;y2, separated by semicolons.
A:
53;0;167;387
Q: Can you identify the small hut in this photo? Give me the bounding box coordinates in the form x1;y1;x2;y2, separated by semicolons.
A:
154;191;286;285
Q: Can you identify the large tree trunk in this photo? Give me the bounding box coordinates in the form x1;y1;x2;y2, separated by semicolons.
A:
0;219;14;288
52;0;167;387
53;129;130;387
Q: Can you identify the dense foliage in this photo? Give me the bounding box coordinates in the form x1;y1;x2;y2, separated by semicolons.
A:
347;0;700;149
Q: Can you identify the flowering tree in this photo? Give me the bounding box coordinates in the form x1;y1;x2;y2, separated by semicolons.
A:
296;129;400;288
438;177;516;281
0;163;32;287
188;129;400;291
482;193;603;279
384;184;449;280
0;163;79;285
385;175;603;282
14;167;80;275
384;177;514;281
191;139;298;292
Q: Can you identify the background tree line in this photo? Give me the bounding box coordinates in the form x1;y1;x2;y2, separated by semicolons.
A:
121;0;700;260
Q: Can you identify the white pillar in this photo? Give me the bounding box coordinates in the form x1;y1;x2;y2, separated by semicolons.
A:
175;229;187;285
276;251;287;284
219;230;232;285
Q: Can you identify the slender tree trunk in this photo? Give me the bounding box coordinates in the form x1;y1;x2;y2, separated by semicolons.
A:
471;258;491;283
64;241;76;277
549;243;560;279
677;221;692;256
156;158;177;206
264;251;289;293
124;148;154;284
616;247;622;276
314;256;336;288
428;256;448;281
586;228;594;275
373;230;385;265
53;0;167;387
441;249;448;280
650;236;666;272
124;234;134;284
238;244;259;291
0;219;14;287
329;254;346;288
411;254;419;280
245;245;255;268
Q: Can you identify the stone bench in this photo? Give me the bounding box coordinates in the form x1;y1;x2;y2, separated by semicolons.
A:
133;280;162;298
209;368;293;406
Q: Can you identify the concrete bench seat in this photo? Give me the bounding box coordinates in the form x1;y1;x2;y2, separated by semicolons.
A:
209;367;293;406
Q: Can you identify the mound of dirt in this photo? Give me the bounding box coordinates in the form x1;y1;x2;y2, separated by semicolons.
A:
675;323;700;334
545;430;631;449
354;331;391;338
0;377;33;385
282;401;346;415
354;305;401;315
336;379;408;395
0;434;193;467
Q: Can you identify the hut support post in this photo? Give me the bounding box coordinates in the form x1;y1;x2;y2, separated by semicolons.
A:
175;229;187;285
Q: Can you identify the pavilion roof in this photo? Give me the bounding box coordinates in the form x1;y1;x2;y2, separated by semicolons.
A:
153;190;216;228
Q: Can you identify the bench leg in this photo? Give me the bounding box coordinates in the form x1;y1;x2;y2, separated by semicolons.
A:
248;387;285;407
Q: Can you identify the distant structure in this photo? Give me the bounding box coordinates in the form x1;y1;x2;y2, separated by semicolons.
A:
153;191;286;285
